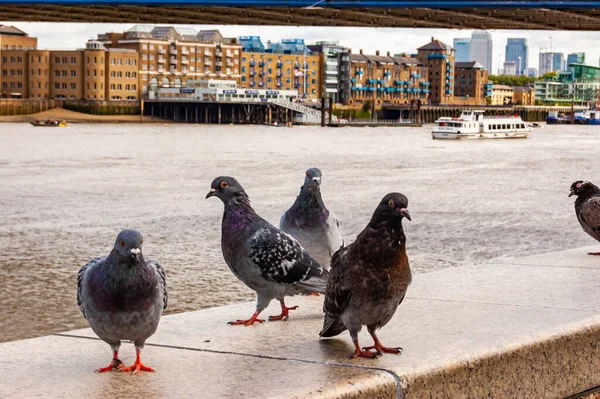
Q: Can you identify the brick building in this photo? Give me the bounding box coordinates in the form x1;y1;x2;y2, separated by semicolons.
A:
239;37;320;99
339;49;428;106
417;38;455;104
0;25;37;98
454;61;491;102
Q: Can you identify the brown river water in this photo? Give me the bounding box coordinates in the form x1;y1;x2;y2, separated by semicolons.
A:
1;123;598;343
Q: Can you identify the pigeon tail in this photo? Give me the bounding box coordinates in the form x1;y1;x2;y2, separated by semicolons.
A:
319;314;347;337
297;268;330;294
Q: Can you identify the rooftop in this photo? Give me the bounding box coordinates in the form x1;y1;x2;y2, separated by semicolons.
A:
0;24;27;36
417;38;452;51
455;61;485;69
492;84;515;90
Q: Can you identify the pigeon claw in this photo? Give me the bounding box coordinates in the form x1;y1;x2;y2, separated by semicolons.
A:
301;292;321;296
119;362;155;375
227;311;265;326
268;305;298;321
362;344;403;355
350;348;380;359
587;252;600;256
95;352;124;373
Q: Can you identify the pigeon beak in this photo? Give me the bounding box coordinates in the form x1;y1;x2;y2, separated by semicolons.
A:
206;188;216;199
312;177;321;185
400;208;411;221
130;248;141;259
569;190;574;197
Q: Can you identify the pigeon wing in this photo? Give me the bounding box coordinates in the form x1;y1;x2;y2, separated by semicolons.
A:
323;247;352;317
581;196;600;236
149;259;168;312
76;257;105;319
326;212;345;257
249;226;323;285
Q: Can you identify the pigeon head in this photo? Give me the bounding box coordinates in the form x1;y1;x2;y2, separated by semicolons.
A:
206;176;247;202
112;229;144;264
569;180;599;197
304;168;322;186
372;193;411;222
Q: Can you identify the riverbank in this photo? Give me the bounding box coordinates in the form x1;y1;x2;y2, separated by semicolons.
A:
0;108;167;124
2;246;600;398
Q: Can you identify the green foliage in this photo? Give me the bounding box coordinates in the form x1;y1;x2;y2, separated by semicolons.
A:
488;74;536;87
362;99;372;113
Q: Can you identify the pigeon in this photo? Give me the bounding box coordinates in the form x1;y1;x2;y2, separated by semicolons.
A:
206;176;329;326
320;193;412;359
569;180;600;255
280;168;344;271
77;229;167;374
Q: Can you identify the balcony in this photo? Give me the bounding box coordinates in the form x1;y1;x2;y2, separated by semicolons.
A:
216;61;222;66
295;82;301;88
250;81;255;87
204;51;211;56
158;57;165;63
259;71;265;76
249;71;255;76
182;68;188;74
170;68;176;74
226;51;233;57
259;81;264;86
215;51;222;57
294;63;300;69
181;49;189;55
277;71;282;77
277;61;283;67
158;48;166;54
158;68;165;73
204;60;211;66
259;61;265;67
277;81;282;87
181;58;189;64
250;60;256;66
170;49;177;55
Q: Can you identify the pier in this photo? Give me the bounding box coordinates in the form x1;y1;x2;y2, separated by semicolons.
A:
2;246;600;398
383;105;587;124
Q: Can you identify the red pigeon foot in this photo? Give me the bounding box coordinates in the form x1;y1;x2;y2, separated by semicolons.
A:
228;311;265;326
301;292;321;296
351;340;379;359
118;350;155;375
95;350;124;373
269;301;298;321
362;344;403;355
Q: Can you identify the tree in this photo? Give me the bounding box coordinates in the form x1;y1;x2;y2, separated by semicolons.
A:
362;99;372;113
488;74;536;87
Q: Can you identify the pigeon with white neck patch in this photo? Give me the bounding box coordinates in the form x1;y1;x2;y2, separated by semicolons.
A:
280;168;344;272
77;229;167;374
206;176;329;326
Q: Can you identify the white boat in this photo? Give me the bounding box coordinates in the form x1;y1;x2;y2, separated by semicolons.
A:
432;110;531;140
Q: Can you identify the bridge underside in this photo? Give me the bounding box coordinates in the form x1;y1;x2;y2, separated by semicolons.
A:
1;5;600;30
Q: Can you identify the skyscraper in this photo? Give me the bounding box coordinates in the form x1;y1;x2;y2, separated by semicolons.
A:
552;52;565;71
469;31;493;72
566;52;585;71
453;38;471;62
504;38;527;75
539;52;554;75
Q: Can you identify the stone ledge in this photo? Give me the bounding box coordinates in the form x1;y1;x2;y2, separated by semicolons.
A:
1;246;600;398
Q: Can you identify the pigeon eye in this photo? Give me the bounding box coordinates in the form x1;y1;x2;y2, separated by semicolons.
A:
119;240;126;247
220;181;229;189
388;199;395;208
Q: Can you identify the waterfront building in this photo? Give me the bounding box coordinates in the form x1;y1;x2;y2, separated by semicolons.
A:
0;25;37;98
417;37;454;104
504;38;527;75
240;37;320;100
503;61;517;76
97;25;242;96
513;86;535;106
307;41;347;104
340;49;428;107
469;31;493;73
454;61;490;102
152;78;298;102
453;38;471;63
567;52;585;71
1;40;139;100
535;63;600;105
490;84;514;105
539;52;554;75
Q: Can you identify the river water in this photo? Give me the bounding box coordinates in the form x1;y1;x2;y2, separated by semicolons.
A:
0;123;598;343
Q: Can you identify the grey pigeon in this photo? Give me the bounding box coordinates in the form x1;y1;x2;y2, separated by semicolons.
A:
280;168;344;272
570;180;600;255
77;229;167;374
206;176;329;326
320;193;412;359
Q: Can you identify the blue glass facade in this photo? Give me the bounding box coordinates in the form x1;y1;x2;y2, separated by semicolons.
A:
505;38;527;75
453;38;470;63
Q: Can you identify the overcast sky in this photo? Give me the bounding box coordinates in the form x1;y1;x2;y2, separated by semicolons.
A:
7;22;600;74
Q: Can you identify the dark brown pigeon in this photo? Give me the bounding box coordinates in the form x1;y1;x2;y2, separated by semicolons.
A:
320;193;411;359
570;180;600;255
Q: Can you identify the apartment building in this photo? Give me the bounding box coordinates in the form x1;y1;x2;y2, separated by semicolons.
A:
339;49;429;106
239;37;320;99
417;38;455;104
454;61;491;102
97;25;241;96
0;25;37;98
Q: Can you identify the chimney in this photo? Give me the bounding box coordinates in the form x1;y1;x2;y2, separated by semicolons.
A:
359;49;363;55
348;48;352;54
431;37;435;42
402;52;408;57
387;51;390;56
376;50;380;56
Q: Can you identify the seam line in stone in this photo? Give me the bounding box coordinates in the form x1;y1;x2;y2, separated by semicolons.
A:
54;333;403;398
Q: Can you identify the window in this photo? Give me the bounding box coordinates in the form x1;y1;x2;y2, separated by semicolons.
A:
62;57;67;64
1;57;5;63
111;58;116;64
55;70;60;77
126;84;130;91
132;72;137;78
55;83;60;89
17;82;22;88
94;83;97;89
71;70;76;77
94;57;97;64
118;59;122;65
71;83;76;90
142;75;147;81
62;70;67;77
132;84;137;91
62;83;67;89
133;59;137;66
111;84;115;90
71;57;76;64
93;70;97;77
118;71;122;78
55;57;60;64
142;44;148;50
125;72;130;78
149;45;154;50
17;56;22;63
126;59;130;65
